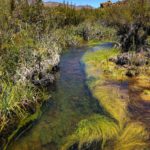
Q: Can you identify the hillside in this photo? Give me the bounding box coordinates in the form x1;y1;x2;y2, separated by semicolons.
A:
44;1;93;9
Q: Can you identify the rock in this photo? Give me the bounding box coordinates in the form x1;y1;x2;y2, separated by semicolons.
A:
51;65;60;73
116;53;130;66
116;52;149;66
126;68;139;77
30;70;55;87
114;42;121;48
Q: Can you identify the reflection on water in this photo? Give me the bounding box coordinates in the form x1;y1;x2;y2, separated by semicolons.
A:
8;44;112;150
8;43;150;150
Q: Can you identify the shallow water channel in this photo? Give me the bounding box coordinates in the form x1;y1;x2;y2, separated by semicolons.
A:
8;43;114;150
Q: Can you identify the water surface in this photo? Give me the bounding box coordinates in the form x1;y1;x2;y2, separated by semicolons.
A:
8;43;112;150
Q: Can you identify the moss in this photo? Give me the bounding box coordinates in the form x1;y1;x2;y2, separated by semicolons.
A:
4;107;42;150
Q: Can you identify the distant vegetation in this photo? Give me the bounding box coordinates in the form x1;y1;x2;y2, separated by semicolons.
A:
0;0;150;149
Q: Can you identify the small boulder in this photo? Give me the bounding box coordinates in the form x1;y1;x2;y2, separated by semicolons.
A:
126;68;139;77
116;53;130;66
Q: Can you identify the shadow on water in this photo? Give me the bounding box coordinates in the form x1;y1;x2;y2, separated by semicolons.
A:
8;43;113;150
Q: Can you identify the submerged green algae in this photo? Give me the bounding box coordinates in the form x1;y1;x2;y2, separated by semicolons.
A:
4;106;42;150
62;47;149;150
7;45;102;150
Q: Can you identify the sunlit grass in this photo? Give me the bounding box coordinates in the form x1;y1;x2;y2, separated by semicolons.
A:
83;48;127;81
140;90;150;101
62;115;148;150
0;80;47;132
93;85;128;127
114;122;149;150
83;48;119;63
0;82;34;118
61;47;149;150
61;114;119;150
83;48;128;126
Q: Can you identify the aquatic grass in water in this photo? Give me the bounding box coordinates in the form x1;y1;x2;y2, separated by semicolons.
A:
4;107;42;150
114;122;149;150
83;48;128;126
93;85;128;127
61;114;119;150
62;115;148;150
62;48;149;150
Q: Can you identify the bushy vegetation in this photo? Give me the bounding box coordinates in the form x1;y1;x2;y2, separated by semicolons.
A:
61;1;150;149
0;0;149;148
100;0;150;51
0;0;117;147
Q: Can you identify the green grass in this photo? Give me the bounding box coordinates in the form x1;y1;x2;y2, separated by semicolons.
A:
0;82;34;115
62;115;148;150
61;114;119;150
114;122;149;150
0;80;50;133
83;48;119;62
61;48;149;150
82;48;127;126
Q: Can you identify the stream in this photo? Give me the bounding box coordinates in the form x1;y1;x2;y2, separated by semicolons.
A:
8;43;114;150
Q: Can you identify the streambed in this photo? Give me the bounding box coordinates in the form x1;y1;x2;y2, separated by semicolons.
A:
7;42;150;150
8;43;113;150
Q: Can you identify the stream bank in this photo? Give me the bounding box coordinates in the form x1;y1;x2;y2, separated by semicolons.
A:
7;43;113;150
4;43;150;150
67;47;149;150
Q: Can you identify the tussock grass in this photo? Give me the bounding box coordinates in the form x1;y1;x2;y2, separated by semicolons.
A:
61;47;149;150
61;115;119;150
93;85;128;127
62;115;148;150
83;49;128;126
114;122;149;150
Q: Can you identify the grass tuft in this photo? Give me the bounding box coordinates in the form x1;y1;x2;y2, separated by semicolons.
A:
61;114;119;150
61;47;149;150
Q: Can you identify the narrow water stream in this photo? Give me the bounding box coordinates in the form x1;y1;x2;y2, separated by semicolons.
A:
8;43;113;150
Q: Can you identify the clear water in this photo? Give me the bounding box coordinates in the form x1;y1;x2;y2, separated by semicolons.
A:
8;44;112;150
